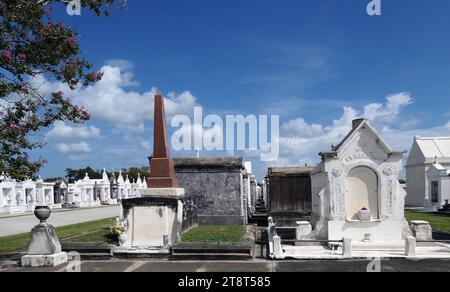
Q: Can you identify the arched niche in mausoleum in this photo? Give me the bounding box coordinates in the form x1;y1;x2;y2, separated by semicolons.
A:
346;166;379;220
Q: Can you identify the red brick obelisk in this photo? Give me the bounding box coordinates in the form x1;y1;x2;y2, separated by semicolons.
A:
147;92;179;188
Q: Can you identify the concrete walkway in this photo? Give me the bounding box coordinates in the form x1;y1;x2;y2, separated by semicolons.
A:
2;258;450;272
0;206;121;237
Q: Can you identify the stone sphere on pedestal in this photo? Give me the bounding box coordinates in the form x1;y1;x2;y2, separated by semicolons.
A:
22;205;67;267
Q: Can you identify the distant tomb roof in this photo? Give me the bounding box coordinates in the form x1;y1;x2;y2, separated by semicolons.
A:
414;136;450;160
173;157;244;168
268;167;315;176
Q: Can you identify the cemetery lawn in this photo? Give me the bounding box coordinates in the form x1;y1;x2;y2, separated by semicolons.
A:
405;210;450;233
0;218;115;254
181;225;246;244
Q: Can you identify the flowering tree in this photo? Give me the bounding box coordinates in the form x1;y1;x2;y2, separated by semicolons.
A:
0;0;123;180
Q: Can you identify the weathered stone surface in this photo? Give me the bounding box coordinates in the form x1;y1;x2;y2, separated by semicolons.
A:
174;158;246;225
405;236;416;257
296;221;313;240
343;238;352;257
21;252;67;267
250;175;257;214
122;193;185;248
122;197;181;208
411;221;433;241
272;236;284;259
27;223;62;255
140;188;185;199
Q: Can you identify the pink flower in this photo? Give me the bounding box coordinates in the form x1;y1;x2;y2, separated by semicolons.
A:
42;159;48;164
43;9;51;15
9;125;18;131
18;53;27;60
2;51;11;60
68;37;77;47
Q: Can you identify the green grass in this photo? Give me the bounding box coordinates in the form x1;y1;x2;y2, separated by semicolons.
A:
0;218;116;254
181;225;246;244
405;210;450;233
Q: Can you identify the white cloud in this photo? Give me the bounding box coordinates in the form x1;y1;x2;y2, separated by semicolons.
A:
446;121;450;128
281;118;324;138
56;142;92;154
45;122;101;141
104;59;140;87
361;92;412;126
67;65;198;131
32;63;199;133
104;59;135;71
399;117;421;129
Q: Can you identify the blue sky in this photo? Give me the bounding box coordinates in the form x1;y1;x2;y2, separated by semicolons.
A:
35;0;450;180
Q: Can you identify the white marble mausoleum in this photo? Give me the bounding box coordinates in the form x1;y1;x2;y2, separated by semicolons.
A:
310;119;410;242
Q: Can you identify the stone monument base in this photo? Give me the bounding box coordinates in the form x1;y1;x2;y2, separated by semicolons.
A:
410;220;433;241
140;188;185;198
121;188;185;249
327;219;408;241
296;221;313;240
21;252;68;267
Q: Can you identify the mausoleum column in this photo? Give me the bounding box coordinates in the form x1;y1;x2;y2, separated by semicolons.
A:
50;189;55;204
0;188;3;207
21;190;26;206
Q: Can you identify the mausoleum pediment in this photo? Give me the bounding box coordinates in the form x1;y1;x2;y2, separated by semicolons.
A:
337;126;389;164
327;119;395;164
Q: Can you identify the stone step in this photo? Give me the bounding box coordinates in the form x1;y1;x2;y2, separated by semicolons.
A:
62;243;115;256
0;261;19;270
350;241;406;251
172;244;252;254
171;243;253;260
77;253;114;260
170;253;253;261
114;248;171;259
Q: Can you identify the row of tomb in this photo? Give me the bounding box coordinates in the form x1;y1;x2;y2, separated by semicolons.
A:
3;118;449;244
0;170;146;214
